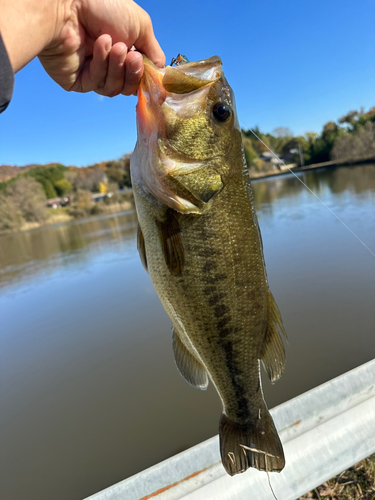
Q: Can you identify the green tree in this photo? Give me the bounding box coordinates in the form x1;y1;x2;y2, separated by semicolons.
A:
338;110;359;126
25;164;67;198
39;178;57;198
242;137;258;167
54;178;73;196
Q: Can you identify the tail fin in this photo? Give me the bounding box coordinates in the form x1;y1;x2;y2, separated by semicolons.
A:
219;408;285;476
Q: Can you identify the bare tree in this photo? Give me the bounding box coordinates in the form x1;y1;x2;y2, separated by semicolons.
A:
0;194;23;232
6;177;48;223
332;122;375;162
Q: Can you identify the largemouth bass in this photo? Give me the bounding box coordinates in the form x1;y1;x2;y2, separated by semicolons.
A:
130;55;287;476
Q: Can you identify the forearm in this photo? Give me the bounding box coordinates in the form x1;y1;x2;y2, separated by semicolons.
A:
0;0;68;72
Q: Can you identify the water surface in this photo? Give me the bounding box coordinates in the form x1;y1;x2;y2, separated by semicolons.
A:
1;165;374;500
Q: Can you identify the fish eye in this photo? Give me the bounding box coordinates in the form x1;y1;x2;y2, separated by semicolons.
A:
212;102;231;122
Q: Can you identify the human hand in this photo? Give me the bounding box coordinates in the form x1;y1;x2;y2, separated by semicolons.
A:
38;0;165;97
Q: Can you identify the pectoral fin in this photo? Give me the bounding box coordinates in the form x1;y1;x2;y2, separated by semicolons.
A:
156;210;185;276
260;291;287;383
172;326;208;390
137;224;148;272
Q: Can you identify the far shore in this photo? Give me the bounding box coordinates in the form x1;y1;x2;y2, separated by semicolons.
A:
1;159;374;237
250;157;375;181
0;201;133;237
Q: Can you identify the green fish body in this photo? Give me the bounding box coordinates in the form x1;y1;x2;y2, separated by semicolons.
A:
131;56;287;475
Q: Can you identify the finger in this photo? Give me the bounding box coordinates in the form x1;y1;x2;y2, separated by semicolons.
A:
133;9;165;68
102;42;128;97
88;34;112;90
122;50;143;96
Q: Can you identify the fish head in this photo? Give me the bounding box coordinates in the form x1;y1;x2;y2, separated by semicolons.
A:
133;56;242;214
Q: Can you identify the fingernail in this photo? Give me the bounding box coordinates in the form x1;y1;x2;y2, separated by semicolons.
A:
118;47;127;65
130;57;142;74
105;40;111;52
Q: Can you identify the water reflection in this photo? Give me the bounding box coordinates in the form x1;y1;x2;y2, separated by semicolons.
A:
252;164;375;211
0;165;374;291
0;210;138;290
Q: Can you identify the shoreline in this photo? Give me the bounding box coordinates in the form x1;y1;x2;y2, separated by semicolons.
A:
0;201;133;237
249;157;375;181
1;160;374;237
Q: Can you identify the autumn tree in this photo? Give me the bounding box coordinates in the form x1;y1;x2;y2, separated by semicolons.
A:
6;177;48;223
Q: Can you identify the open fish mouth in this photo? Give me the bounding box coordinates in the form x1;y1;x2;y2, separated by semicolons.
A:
133;55;237;214
136;56;223;134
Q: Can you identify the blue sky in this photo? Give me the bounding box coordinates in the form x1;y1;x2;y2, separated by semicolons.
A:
1;0;374;167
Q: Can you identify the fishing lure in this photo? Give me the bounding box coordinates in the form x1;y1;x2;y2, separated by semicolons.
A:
170;53;190;66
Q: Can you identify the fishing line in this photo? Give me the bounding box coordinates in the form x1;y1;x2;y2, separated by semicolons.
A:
240;121;375;259
265;455;279;500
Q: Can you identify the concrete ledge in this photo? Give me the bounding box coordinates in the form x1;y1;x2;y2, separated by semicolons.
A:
85;359;375;500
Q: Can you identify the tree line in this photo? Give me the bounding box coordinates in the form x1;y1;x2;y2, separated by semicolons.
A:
0;155;133;234
242;106;375;176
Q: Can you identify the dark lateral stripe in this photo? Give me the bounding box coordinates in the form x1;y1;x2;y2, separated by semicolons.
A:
214;304;229;318
217;338;249;420
202;273;227;285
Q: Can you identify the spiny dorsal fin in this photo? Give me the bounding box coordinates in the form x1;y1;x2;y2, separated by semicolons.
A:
137;224;148;272
260;291;287;383
172;326;208;390
156;210;185;276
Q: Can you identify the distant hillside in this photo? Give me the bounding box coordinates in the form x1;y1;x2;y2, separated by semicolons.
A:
0;156;132;199
0;163;70;182
0;165;31;182
0;155;133;235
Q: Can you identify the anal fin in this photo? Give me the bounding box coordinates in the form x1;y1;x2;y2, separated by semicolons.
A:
260;291;287;383
172;326;208;390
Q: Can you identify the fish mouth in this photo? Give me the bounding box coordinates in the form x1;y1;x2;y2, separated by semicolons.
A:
136;56;222;133
135;55;225;214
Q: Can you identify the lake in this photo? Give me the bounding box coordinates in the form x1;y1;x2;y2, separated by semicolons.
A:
1;164;374;500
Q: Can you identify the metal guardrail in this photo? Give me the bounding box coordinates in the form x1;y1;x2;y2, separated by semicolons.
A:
85;359;375;500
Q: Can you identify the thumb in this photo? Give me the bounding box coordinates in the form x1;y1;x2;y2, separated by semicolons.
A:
133;10;165;68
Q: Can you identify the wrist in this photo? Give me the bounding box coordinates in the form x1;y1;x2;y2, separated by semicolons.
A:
0;0;70;72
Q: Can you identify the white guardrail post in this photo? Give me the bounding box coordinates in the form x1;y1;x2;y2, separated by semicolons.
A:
85;359;375;500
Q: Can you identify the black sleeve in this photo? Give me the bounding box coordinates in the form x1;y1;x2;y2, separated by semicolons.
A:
0;33;14;114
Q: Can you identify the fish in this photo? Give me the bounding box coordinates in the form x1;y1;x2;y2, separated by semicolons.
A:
130;55;287;476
